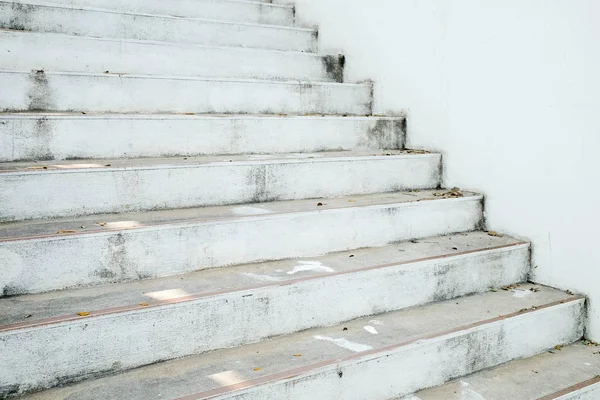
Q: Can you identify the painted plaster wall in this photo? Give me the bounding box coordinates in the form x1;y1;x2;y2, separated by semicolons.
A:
289;0;600;340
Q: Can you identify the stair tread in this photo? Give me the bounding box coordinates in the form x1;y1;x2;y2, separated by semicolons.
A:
0;28;326;58
0;68;361;86
1;112;394;119
408;341;600;400
18;286;580;400
0;190;481;240
0;231;526;329
4;0;304;30
0;150;435;172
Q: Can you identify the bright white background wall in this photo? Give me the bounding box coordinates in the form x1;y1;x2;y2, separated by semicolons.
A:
290;0;600;340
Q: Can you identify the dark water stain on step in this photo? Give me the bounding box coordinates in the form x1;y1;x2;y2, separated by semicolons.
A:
5;3;35;31
322;54;345;83
27;70;54;112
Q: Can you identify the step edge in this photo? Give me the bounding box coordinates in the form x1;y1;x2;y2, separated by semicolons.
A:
174;296;585;400
0;68;367;87
0;113;404;120
2;0;313;32
0;28;326;58
0;195;485;243
0;241;529;333
0;153;441;175
537;376;600;400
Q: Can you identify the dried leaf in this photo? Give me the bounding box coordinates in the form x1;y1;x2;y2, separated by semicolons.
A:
349;255;355;258
491;288;498;292
566;290;575;296
530;287;540;292
317;203;323;206
253;367;261;371
348;200;356;203
519;308;528;313
80;226;86;229
293;354;302;357
97;222;107;227
56;230;76;234
77;312;90;317
555;345;563;351
139;303;149;307
488;231;499;237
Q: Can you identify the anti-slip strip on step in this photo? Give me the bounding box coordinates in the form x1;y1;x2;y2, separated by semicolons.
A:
0;234;529;332
538;377;600;400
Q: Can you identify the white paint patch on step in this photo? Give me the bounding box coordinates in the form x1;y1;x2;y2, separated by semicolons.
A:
231;207;272;216
460;381;486;400
369;319;384;325
144;288;190;301
313;335;373;352
512;290;532;298
287;261;334;275
208;370;246;387
242;273;282;282
284;153;321;159
363;326;378;335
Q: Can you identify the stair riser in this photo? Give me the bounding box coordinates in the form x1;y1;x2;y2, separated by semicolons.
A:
204;301;585;400
0;31;340;82
0;116;404;162
0;198;482;296
0;245;529;396
37;0;295;26
0;155;438;221
0;1;315;51
0;71;371;114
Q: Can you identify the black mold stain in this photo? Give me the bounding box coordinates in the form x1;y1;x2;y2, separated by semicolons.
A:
27;70;54;112
6;3;34;31
25;117;54;161
0;383;20;399
1;284;22;298
395;118;407;149
322;54;345;83
107;233;128;278
246;164;271;203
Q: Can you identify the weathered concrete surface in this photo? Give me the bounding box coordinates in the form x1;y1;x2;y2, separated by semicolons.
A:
0;236;529;396
0;151;439;221
12;288;584;399
0;30;340;82
0;70;371;114
0;231;527;326
0;1;315;51
0;191;483;296
405;341;600;400
36;0;295;26
0;114;404;162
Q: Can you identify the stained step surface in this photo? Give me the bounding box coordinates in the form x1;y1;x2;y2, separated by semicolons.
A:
405;341;600;400
0;30;343;82
0;70;371;114
0;1;315;51
0;191;483;296
0;151;440;221
11;287;585;399
33;0;296;26
0;114;404;162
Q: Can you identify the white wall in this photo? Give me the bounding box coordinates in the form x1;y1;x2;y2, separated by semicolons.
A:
292;0;600;340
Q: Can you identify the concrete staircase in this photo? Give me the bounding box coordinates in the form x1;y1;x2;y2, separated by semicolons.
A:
0;1;593;399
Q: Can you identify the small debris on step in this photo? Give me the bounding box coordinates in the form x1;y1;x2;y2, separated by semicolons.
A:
502;283;520;291
452;247;458;250
253;368;261;371
488;231;502;237
77;312;90;317
491;288;499;292
566;290;575;296
317;202;323;206
406;149;427;154
97;222;107;227
139;303;149;307
80;226;86;229
342;327;348;331
530;287;540;292
56;230;76;234
25;314;32;319
583;339;599;347
433;187;464;198
411;239;418;244
293;354;302;357
105;164;111;167
555;345;563;351
349;255;354;258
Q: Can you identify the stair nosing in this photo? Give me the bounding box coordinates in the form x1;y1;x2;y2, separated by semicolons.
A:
3;0;312;31
537;376;600;400
0;241;529;333
0;194;484;243
0;28;324;58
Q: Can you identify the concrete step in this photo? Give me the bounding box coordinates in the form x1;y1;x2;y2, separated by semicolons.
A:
0;70;371;114
406;341;600;400
0;232;530;396
0;114;404;162
0;30;343;82
0;191;483;296
0;151;440;221
36;0;296;26
11;286;585;399
0;1;315;51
